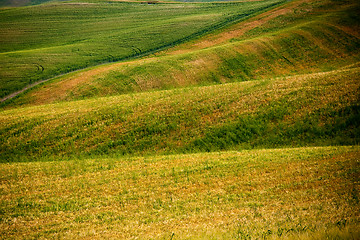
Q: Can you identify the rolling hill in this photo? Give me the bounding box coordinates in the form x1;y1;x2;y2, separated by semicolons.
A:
1;66;360;161
4;0;359;107
0;0;286;99
0;0;359;239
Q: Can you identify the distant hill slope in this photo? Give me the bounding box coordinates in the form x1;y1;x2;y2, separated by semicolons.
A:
5;0;359;107
0;0;285;100
0;0;58;7
1;66;359;161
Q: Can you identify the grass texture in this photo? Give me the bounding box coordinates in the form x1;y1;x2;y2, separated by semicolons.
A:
0;146;359;239
1;0;360;239
1;66;359;162
6;0;360;106
0;0;285;99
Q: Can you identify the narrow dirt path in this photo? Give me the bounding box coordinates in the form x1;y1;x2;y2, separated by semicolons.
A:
0;58;155;103
1;79;50;103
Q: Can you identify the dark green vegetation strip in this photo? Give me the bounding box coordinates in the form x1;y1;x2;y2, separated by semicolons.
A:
0;0;52;7
1;67;359;162
0;0;285;99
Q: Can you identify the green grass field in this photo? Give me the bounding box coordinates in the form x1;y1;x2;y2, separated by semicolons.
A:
0;0;54;7
5;0;359;107
1;0;359;238
0;0;285;99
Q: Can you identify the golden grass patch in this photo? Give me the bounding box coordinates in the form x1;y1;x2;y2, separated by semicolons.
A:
1;146;359;239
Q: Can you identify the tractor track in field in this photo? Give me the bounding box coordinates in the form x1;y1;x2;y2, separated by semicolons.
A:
1;78;48;103
0;56;152;104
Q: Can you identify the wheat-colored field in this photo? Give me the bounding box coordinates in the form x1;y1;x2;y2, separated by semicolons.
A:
1;0;359;238
1;146;359;239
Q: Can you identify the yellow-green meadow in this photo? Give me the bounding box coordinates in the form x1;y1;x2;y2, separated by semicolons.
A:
1;0;359;238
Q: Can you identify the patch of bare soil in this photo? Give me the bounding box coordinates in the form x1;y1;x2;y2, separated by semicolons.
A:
167;0;310;55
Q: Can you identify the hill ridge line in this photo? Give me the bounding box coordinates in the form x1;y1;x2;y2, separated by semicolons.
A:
1;64;358;112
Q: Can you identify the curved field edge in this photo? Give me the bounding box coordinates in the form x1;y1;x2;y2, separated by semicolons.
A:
0;0;286;100
0;146;359;239
1;66;359;162
5;0;360;107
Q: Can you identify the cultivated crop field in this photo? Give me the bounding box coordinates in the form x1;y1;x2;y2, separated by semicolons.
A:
0;0;359;239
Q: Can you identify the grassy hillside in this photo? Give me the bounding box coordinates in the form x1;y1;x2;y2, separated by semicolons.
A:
1;0;359;238
1;146;359;239
0;0;285;99
1;66;359;161
6;0;360;106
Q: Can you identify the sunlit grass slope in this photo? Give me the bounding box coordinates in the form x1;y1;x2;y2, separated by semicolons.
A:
1;146;359;239
8;0;360;106
0;0;285;99
1;66;359;162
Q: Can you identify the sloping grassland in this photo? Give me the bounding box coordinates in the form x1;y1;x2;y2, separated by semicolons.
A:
1;0;359;160
1;146;359;239
0;0;359;239
6;0;360;106
1;66;359;161
0;0;285;99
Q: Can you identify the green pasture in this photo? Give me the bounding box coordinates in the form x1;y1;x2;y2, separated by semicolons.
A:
6;0;359;106
0;146;359;239
0;0;285;99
